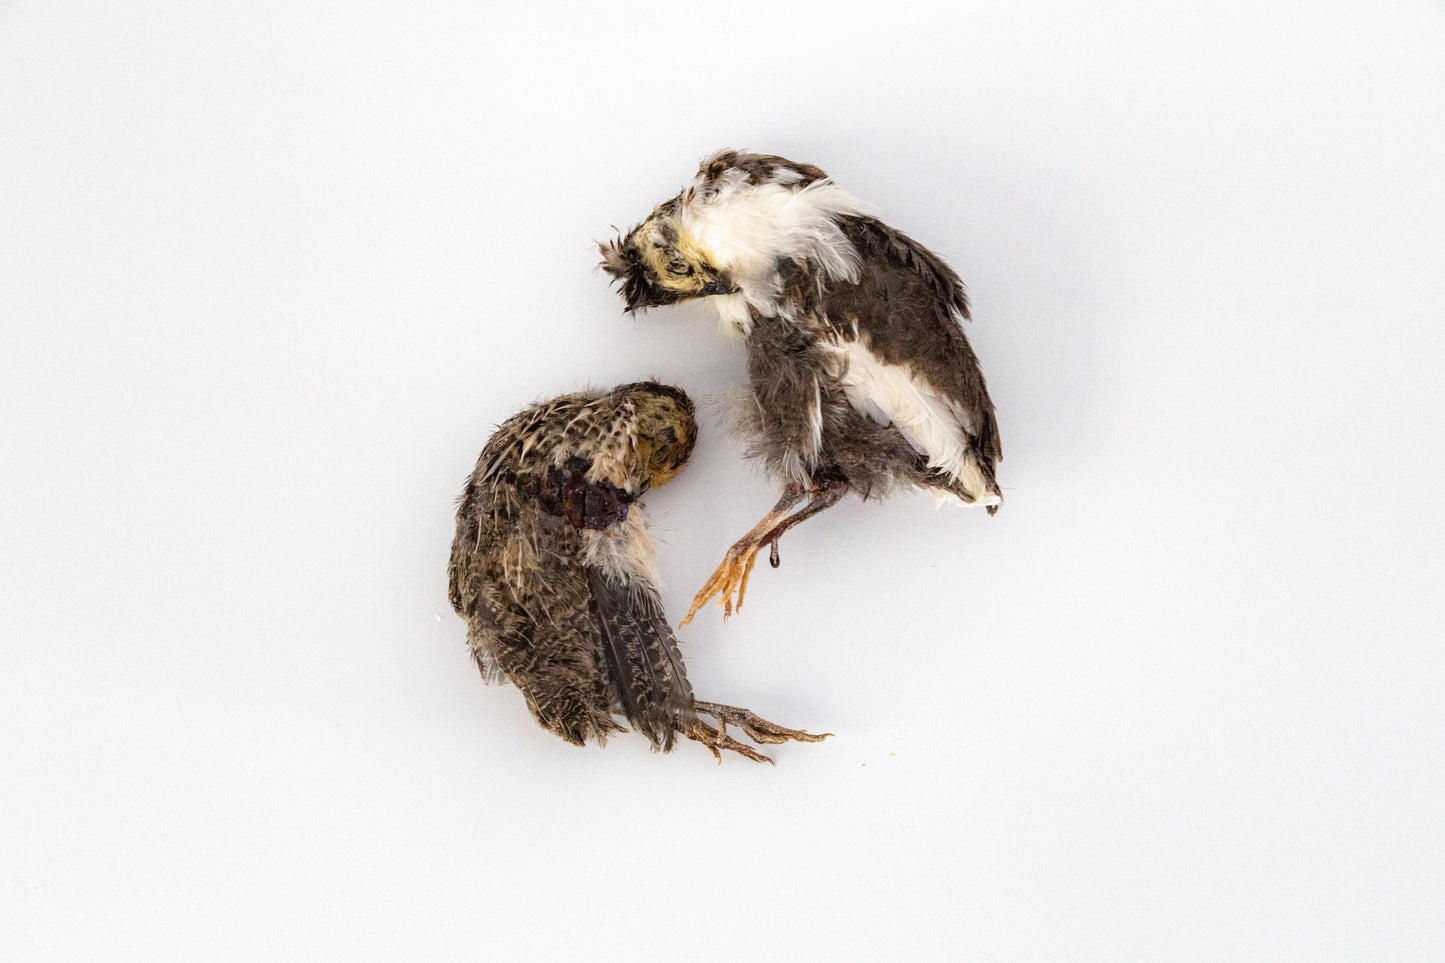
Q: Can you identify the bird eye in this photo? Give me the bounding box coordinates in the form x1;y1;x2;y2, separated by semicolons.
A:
666;258;691;276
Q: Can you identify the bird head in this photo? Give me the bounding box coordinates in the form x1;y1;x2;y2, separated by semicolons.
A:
599;150;872;322
621;382;698;489
599;202;737;313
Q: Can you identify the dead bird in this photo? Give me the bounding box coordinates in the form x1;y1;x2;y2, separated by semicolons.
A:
600;149;1003;625
447;381;829;762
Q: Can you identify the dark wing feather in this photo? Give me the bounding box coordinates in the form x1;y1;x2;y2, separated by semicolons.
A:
587;569;697;752
829;214;1003;477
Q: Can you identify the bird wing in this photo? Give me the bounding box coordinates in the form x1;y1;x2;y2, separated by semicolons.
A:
459;525;626;747
824;215;1003;505
585;568;697;751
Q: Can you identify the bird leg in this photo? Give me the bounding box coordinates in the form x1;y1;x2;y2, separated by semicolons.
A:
679;469;850;626
756;468;850;570
687;701;833;765
678;483;807;626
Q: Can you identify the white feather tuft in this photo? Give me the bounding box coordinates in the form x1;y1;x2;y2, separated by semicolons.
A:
711;292;753;338
682;174;874;318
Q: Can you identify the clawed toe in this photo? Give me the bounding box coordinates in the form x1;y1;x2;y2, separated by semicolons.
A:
687;701;832;763
679;541;762;627
695;701;832;745
687;719;773;764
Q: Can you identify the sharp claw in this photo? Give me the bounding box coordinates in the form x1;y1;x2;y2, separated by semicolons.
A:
769;541;780;568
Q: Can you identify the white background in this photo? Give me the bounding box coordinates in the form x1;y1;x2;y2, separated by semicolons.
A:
3;1;1443;959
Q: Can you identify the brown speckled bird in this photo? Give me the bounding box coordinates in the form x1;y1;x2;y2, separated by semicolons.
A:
599;150;1003;625
447;382;829;762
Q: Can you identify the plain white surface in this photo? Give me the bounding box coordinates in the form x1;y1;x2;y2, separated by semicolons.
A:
4;1;1444;959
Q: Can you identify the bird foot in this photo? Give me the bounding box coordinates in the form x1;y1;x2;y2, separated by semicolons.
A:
679;537;765;626
688;701;833;765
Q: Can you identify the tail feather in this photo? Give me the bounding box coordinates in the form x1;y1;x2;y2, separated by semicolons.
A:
587;570;697;751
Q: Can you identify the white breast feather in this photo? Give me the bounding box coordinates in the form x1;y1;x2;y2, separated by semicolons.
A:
837;341;1000;507
684;175;874;335
710;292;752;339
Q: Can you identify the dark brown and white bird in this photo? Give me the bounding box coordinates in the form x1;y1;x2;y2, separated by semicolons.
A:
599;150;1003;625
447;381;829;762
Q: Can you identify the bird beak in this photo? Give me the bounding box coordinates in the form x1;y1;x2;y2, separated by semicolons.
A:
597;235;735;311
699;269;737;298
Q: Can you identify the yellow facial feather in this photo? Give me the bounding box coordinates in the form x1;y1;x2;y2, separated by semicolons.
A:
629;388;698;489
635;215;715;297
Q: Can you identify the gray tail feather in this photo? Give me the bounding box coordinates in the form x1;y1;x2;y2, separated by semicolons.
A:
587;570;697;751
